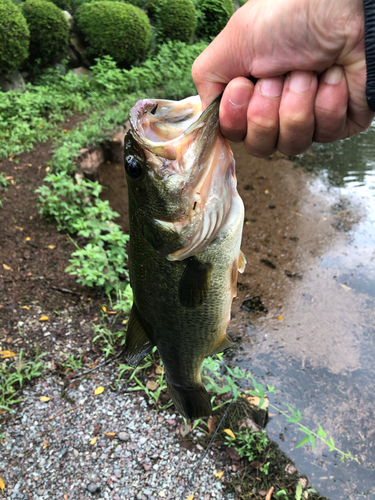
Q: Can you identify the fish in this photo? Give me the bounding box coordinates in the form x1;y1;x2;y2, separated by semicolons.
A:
123;95;246;420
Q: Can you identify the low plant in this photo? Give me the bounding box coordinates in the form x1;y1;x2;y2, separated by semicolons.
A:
92;321;126;358
0;350;46;412
195;0;233;40
150;0;197;44
61;353;83;371
0;172;10;190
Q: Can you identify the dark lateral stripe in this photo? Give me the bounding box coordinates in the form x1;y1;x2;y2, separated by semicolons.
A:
364;0;375;111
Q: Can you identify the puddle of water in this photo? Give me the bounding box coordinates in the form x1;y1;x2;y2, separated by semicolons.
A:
230;126;375;500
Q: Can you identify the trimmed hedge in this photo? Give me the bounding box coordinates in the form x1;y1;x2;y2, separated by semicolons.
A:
150;0;197;43
46;0;72;10
22;0;69;66
0;0;30;75
74;1;151;67
196;0;233;39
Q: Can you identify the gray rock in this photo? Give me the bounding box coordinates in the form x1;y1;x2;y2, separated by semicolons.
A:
118;432;130;442
71;67;93;79
66;46;81;68
62;10;74;29
36;489;45;496
52;63;67;76
0;70;26;93
69;32;91;67
87;483;100;493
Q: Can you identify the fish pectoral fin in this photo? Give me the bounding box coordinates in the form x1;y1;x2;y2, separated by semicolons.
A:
167;383;212;420
178;258;213;308
210;334;236;355
238;250;246;273
124;306;154;367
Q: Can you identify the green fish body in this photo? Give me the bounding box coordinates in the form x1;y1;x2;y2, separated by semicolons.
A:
124;96;245;420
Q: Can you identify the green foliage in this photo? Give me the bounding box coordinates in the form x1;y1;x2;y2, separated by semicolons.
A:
22;0;69;66
225;428;270;464
93;320;126;358
46;0;72;10
0;0;30;74
0;41;207;159
195;0;233;39
238;0;247;5
0;172;9;190
0;350;46;412
61;353;83;371
74;1;151;67
150;0;197;43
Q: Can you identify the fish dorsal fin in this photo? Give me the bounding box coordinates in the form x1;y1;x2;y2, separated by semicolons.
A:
238;250;246;273
178;258;213;308
124;306;154;367
210;334;236;355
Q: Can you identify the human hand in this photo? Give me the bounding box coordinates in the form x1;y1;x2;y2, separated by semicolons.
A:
192;0;375;157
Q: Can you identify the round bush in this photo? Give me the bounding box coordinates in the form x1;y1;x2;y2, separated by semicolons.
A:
46;0;72;10
148;0;196;43
0;0;30;75
196;0;233;39
22;0;69;66
74;2;151;67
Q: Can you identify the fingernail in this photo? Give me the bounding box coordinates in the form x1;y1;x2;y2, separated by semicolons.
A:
324;65;344;85
229;83;253;107
260;77;283;97
289;71;312;92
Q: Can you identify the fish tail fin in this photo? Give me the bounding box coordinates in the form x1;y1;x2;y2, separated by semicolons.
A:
167;383;212;420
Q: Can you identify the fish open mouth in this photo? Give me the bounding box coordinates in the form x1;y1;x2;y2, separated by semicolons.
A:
130;96;237;261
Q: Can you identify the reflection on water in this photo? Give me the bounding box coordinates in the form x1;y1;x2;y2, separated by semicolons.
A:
232;124;375;500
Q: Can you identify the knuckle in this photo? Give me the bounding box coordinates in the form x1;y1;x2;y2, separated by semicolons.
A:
247;114;278;134
281;111;313;132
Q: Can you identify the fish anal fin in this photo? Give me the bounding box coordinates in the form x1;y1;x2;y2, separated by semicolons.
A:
167;383;212;420
124;306;154;367
238;250;246;273
211;334;236;355
179;258;213;308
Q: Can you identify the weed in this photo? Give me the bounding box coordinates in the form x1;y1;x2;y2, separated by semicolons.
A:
61;354;84;371
0;350;46;412
0;172;9;190
92;321;126;358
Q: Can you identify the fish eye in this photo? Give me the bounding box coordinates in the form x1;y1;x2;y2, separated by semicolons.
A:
125;155;142;179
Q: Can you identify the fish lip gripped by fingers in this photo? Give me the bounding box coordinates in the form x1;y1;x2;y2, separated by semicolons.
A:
129;95;236;261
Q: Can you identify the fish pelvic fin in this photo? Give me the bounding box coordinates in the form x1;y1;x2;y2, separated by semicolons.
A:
178;258;213;308
124;306;154;367
167;383;212;420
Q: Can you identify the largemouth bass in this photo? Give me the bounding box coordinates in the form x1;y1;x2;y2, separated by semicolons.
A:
123;95;246;420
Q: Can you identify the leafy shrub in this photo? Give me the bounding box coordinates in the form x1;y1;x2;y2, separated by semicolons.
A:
195;0;233;39
22;0;69;66
0;0;30;74
149;0;197;43
46;0;72;10
74;1;151;67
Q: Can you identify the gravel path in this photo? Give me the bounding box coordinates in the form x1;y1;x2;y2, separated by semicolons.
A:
0;363;233;500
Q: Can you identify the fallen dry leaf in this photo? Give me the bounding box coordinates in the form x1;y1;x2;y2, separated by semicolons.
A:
48;244;56;249
94;386;104;395
245;393;269;410
101;306;107;313
40;396;50;402
104;432;116;438
25;237;31;241
223;429;236;439
90;436;97;445
265;486;274;500
15;226;23;231
146;380;159;391
185;490;197;500
227;447;241;461
0;351;16;359
89;358;99;369
258;491;268;497
0;476;4;492
207;415;217;435
179;421;192;438
42;439;50;449
21;305;30;310
155;365;163;375
39;315;49;321
64;495;68;500
214;471;224;479
3;264;13;271
278;315;283;321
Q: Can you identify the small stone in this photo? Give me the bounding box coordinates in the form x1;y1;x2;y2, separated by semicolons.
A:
118;432;130;442
152;464;159;471
36;489;44;496
159;492;165;498
73;449;79;457
87;483;100;493
0;70;26;92
114;469;122;478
